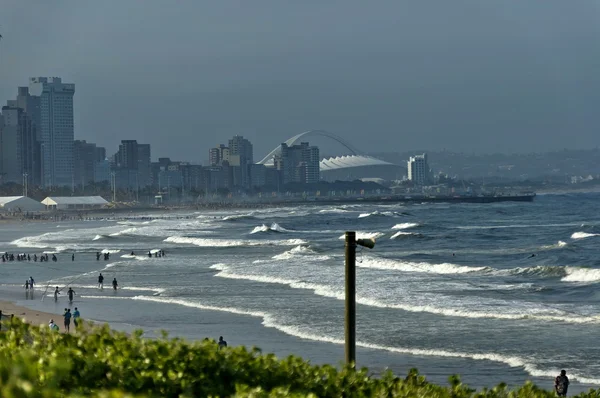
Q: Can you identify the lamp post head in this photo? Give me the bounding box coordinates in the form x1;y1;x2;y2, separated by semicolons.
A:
356;238;376;249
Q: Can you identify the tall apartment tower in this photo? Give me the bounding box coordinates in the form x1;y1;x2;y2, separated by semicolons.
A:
137;144;152;188
407;153;431;185
228;135;253;188
29;77;75;187
279;142;320;184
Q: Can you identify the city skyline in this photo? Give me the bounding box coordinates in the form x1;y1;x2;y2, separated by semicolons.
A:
0;1;599;161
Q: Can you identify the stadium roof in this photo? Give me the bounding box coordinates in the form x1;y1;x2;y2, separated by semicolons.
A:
320;155;396;171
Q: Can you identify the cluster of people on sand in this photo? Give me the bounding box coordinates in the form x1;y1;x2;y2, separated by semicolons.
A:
3;252;56;262
48;307;81;333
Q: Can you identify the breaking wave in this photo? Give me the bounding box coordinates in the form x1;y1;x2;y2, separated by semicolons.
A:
358;211;403;219
338;232;385;240
271;245;332;261
571;232;599;240
391;223;420;230
390;231;422;239
222;213;256;221
209;263;600;325
318;208;350;214
92;234;113;241
358;257;489;274
540;241;568;250
562;267;600;283
506;265;567;278
250;223;290;234
164;236;307;248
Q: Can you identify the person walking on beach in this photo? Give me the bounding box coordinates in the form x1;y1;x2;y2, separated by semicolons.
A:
218;336;227;349
63;309;72;333
98;273;104;289
29;277;35;290
54;286;60;301
112;278;118;290
555;370;569;397
67;287;75;303
73;307;80;329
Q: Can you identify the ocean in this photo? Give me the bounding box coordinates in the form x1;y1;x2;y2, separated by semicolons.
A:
1;192;599;392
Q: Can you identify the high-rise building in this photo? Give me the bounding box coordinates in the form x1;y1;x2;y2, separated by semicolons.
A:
228;135;253;188
116;140;139;169
29;77;75;187
74;140;105;188
137;144;151;188
3;87;42;186
0;107;20;183
279;142;320;184
0;105;39;185
113;140;152;189
209;144;228;166
407;153;432;185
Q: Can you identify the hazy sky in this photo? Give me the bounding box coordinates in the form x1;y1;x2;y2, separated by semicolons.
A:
1;1;599;162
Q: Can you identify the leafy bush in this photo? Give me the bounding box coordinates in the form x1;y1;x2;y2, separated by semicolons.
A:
0;318;597;397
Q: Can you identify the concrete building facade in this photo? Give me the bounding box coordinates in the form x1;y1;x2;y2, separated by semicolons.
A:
279;142;320;185
29;77;75;188
407;153;432;185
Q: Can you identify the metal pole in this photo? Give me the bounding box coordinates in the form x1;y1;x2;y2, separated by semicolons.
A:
345;231;356;366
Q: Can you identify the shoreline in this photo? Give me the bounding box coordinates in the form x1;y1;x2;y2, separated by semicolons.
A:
2;294;597;395
0;299;58;328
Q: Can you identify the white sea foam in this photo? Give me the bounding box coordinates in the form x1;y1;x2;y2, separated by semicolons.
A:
562;267;600;283
337;232;385;240
391;223;419;230
110;228;139;237
571;231;599;240
210;263;600;324
359;211;399;218
358;257;489;274
271;245;332;261
540;240;568;250
390;231;419;239
318;208;349;214
164;236;307;247
250;223;290;234
222;213;255;221
120;254;150;260
101;249;122;254
91;293;600;384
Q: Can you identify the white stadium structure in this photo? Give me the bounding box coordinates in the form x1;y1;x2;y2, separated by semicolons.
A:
258;130;403;180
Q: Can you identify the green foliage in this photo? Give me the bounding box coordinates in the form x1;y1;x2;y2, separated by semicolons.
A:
0;318;597;397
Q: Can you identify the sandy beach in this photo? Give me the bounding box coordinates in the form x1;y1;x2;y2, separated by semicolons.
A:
0;299;58;327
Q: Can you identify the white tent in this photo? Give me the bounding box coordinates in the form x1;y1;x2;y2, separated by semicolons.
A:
0;196;45;212
41;196;109;211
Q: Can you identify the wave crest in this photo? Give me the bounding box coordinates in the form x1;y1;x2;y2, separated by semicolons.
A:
358;256;489;274
164;236;307;247
571;232;599;240
391;223;419;230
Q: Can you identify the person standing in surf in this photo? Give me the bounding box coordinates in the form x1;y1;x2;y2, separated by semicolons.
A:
67;287;75;303
555;370;569;397
98;273;104;289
